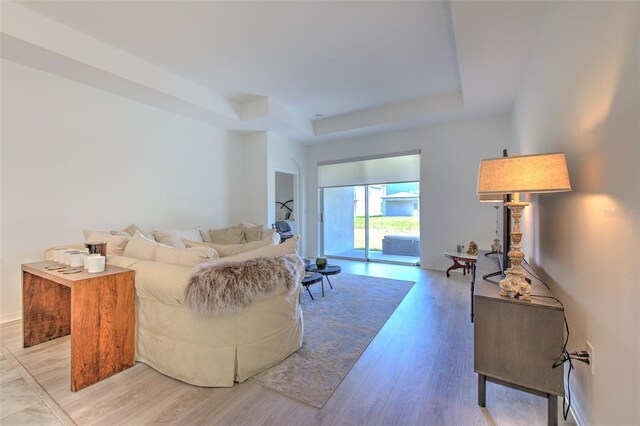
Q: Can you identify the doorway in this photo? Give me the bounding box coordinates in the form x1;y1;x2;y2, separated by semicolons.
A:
275;171;297;235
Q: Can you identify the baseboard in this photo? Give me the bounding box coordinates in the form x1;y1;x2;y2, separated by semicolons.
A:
567;384;588;426
0;311;21;324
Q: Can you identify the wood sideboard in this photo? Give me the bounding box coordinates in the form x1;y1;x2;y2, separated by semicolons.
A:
473;251;564;426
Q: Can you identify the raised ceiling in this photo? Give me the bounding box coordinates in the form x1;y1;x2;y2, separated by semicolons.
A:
3;1;548;143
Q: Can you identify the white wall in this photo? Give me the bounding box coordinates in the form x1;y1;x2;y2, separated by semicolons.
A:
512;2;639;424
0;60;244;322
307;114;510;270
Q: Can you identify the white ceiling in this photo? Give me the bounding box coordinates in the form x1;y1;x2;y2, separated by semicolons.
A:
7;1;548;143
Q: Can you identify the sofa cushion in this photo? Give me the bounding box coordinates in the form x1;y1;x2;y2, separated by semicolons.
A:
182;238;272;257
127;260;193;304
84;232;129;256
153;228;202;248
155;245;219;267
124;231;167;261
209;224;244;245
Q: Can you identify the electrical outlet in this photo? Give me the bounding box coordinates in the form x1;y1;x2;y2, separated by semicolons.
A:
586;341;594;374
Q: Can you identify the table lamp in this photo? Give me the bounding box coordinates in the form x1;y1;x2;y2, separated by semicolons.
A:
477;153;571;301
479;194;504;255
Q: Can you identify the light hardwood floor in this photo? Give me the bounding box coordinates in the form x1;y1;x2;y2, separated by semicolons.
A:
0;260;575;425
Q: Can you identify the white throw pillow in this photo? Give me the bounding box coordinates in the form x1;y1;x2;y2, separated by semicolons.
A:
155;245;219;267
153;228;203;248
182;238;271;257
85;232;129;256
124;231;167;261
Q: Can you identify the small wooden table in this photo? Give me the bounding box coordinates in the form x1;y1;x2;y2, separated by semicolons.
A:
444;251;477;277
22;261;135;392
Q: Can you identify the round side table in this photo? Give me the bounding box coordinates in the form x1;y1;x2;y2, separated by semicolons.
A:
306;264;341;294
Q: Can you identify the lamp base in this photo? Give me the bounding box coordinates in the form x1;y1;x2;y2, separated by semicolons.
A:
500;200;531;301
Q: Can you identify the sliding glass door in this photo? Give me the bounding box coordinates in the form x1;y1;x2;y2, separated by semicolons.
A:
322;186;366;260
322;182;420;265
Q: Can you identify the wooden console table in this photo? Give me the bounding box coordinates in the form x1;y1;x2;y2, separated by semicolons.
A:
474;253;564;425
22;261;135;391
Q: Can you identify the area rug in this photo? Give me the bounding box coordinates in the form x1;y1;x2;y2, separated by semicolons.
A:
250;272;415;408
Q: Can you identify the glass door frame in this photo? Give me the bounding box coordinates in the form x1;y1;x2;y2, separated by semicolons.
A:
320;183;420;266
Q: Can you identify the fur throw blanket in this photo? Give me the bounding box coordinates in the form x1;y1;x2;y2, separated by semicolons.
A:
186;254;305;316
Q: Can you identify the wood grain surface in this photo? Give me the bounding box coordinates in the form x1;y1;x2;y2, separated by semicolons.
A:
21;262;135;392
71;271;135;391
23;272;71;347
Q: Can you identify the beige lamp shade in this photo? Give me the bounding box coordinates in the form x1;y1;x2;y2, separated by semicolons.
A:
477;153;571;194
479;194;504;203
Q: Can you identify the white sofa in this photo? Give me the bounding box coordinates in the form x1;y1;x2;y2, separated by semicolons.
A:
108;252;303;386
46;230;302;387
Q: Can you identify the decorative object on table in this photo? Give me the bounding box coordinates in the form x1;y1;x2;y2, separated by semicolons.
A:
251;272;415;408
479;193;504;254
85;241;107;256
86;255;106;273
477;152;571;301
69;252;85;268
303;258;313;268
457;244;465;254
315;257;327;270
466;241;478;256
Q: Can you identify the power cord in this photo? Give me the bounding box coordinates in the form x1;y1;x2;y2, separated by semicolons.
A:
523;260;580;422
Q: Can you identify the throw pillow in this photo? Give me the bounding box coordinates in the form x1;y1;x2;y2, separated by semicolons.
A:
124;231;167;261
199;228;213;243
111;230;132;238
224;235;299;262
153;228;203;248
84;232;129;256
181;238;271;257
243;224;263;242
155;245;219;267
124;223;156;240
209;224;244;245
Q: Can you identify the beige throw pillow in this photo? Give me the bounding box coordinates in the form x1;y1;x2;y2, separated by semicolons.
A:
155;245;219;267
199;228;213;243
153;228;202;248
182;238;271;257
124;223;156;240
124;231;167;261
209;224;244;244
85;232;129;256
243;224;263;242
